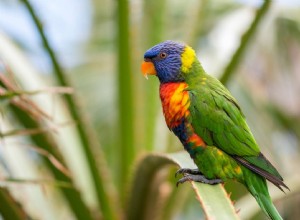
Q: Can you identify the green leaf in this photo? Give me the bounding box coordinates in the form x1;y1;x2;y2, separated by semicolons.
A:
142;0;166;152
18;1;119;219
0;187;29;220
116;0;135;200
220;0;271;85
168;152;240;220
127;151;240;220
0;32;95;220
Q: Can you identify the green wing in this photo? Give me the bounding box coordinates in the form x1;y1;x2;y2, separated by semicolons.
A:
188;76;286;185
188;75;260;156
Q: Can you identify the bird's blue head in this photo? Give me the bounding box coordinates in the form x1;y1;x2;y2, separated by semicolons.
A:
141;40;197;83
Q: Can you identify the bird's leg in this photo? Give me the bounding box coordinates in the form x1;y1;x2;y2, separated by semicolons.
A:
176;174;223;187
175;168;203;177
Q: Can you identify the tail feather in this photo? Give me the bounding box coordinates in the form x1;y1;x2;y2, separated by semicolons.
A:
242;167;283;220
234;155;289;192
259;195;282;220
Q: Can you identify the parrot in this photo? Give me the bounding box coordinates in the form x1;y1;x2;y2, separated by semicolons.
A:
141;40;289;220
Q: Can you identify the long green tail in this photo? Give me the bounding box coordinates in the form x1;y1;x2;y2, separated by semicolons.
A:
242;167;283;220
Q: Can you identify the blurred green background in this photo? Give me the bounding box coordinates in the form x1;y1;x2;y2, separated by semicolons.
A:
0;0;300;219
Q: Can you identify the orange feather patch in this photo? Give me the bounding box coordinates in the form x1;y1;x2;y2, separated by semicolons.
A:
159;82;190;128
187;133;206;148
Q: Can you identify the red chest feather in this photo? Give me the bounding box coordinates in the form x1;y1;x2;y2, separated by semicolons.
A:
159;83;190;128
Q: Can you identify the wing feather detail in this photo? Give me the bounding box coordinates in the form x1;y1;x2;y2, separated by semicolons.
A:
234;155;289;192
189;76;259;156
188;75;287;188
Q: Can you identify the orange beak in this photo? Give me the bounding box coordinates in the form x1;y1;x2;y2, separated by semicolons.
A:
141;61;156;79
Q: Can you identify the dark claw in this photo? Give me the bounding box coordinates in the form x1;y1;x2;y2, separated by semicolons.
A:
176;175;192;187
175;168;203;177
176;174;223;187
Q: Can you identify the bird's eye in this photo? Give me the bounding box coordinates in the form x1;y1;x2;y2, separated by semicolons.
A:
159;52;167;59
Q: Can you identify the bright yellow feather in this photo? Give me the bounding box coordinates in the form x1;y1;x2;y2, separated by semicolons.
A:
235;166;242;174
181;46;196;73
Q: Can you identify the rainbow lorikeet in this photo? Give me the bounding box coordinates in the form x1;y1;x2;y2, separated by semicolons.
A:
141;40;288;220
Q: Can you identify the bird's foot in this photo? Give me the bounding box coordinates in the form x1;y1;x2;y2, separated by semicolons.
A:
176;174;223;187
175;168;203;177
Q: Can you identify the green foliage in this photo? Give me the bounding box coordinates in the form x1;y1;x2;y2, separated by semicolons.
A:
220;0;271;85
127;152;239;220
0;188;28;220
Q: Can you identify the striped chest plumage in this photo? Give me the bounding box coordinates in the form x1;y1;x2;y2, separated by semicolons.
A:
159;82;190;129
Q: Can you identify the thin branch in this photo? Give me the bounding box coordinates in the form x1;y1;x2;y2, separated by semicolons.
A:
0;87;73;100
220;0;271;85
0;178;73;188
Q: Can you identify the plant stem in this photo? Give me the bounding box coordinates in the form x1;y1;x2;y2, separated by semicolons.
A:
19;1;117;219
117;0;135;200
143;0;166;151
220;0;271;85
0;187;28;220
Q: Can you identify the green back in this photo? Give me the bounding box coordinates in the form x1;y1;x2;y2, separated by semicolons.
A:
186;67;260;156
184;60;285;181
